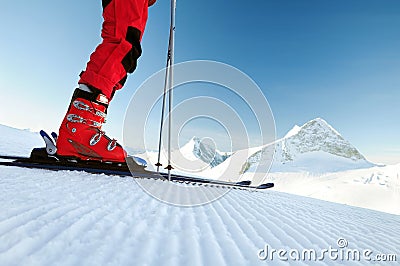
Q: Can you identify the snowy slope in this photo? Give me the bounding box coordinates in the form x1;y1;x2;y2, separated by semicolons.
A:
0;124;399;265
245;163;400;215
0;125;42;157
0;166;399;266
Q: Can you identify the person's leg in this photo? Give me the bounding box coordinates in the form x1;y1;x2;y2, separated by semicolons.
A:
79;0;148;99
56;0;149;162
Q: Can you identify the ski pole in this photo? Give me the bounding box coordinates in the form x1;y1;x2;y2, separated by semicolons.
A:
156;0;176;182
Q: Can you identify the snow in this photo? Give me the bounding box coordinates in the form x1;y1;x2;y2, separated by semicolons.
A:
0;124;399;265
284;124;301;138
268;151;374;173
0;125;42;157
245;163;400;215
0;167;399;265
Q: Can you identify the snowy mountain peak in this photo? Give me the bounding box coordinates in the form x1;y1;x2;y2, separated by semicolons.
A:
180;137;229;168
277;118;367;166
279;118;366;162
284;125;301;138
283;118;340;141
243;118;374;174
299;117;341;138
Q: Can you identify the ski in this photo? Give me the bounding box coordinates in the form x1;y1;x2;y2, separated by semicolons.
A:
0;151;274;190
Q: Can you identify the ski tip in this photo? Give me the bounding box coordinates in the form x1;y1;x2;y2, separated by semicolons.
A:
257;183;274;189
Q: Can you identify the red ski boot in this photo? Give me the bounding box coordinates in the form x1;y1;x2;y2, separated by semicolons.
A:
56;86;127;162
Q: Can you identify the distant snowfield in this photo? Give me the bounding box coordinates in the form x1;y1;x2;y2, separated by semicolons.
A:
247;164;400;215
138;146;400;215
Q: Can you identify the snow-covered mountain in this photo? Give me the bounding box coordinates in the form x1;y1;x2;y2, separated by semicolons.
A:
144;118;374;176
277;118;368;162
181;137;230;168
245;118;374;174
136;137;230;175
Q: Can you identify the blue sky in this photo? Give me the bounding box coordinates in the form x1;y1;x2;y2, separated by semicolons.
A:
0;0;399;164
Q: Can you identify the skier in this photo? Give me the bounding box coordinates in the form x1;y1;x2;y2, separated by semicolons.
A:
56;0;157;162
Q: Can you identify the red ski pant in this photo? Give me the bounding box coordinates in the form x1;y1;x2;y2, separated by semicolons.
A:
79;0;148;99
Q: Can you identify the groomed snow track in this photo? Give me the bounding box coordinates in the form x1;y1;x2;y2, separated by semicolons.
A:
0;166;399;266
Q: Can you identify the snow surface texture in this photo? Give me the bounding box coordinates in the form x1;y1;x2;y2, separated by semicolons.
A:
0;123;399;265
0;167;399;266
